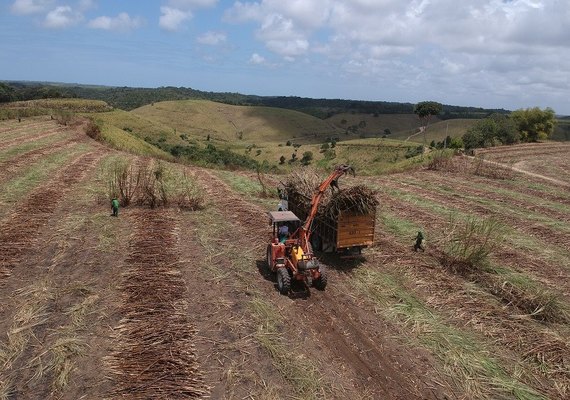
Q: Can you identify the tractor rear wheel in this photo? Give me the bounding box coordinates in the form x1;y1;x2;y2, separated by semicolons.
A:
276;268;291;295
313;266;328;290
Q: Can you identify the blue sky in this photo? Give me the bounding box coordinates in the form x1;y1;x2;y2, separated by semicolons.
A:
1;0;569;114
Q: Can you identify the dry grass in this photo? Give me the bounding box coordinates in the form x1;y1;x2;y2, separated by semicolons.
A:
106;211;207;399
0;281;54;395
472;155;517;180
351;268;547;400
249;298;324;399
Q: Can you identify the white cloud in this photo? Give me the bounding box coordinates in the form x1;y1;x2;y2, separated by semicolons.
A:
249;52;277;67
249;53;266;64
88;13;144;32
159;6;192;31
166;0;218;9
223;0;570;110
43;6;82;29
159;0;218;31
10;0;53;15
197;31;227;45
78;0;96;12
256;14;309;58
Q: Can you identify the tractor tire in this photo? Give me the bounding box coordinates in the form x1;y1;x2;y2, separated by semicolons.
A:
266;245;273;272
313;265;328;290
276;268;291;295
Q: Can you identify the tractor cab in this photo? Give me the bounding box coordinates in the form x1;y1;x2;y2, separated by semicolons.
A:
267;211;326;294
268;211;300;245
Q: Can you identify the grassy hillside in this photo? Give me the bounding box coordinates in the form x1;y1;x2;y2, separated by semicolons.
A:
132;100;343;144
390;119;477;143
94;109;186;147
326;113;423;136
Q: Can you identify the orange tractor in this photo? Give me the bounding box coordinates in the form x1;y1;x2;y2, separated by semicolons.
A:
266;165;354;294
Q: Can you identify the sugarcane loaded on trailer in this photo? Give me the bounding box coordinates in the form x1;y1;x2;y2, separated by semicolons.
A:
266;165;355;294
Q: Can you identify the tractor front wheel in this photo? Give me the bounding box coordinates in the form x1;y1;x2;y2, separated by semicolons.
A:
313;266;328;290
266;245;273;272
276;268;291;295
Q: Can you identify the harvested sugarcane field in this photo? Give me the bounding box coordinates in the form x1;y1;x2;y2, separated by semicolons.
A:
0;98;569;400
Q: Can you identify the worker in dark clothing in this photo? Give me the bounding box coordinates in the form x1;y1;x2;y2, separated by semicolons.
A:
414;231;425;252
111;197;120;217
278;224;289;243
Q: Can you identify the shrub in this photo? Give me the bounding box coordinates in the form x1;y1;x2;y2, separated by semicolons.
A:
323;149;336;160
106;160;203;210
440;215;506;273
405;145;424;159
300;151;313;166
427;151;453;171
85;121;101;140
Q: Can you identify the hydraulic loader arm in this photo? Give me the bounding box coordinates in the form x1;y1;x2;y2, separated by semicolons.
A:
299;164;354;250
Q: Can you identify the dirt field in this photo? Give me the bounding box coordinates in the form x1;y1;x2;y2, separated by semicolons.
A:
1;118;568;399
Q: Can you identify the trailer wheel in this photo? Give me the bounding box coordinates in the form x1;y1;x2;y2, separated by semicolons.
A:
276;268;291;295
314;266;328;290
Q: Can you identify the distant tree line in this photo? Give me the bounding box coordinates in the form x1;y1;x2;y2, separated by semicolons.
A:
1;81;511;120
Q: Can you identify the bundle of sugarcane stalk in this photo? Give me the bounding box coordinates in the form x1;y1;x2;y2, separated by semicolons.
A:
284;168;378;225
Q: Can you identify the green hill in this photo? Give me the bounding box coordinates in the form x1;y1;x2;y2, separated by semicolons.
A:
132;100;343;144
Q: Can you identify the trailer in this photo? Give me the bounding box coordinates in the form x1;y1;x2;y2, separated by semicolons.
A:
288;198;376;255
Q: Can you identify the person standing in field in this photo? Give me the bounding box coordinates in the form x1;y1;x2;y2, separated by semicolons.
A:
414;231;425;252
111;197;120;217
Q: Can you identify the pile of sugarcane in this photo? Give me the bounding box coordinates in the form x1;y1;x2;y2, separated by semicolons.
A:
107;211;207;399
284;168;378;224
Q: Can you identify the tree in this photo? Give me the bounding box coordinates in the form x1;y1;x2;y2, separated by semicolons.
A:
300;151;313;165
279;155;286;164
414;101;443;152
489;113;519;144
462;113;520;150
511;107;556;142
449;137;464;149
463;118;500;150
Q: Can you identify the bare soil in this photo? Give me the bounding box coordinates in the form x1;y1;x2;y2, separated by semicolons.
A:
1;120;568;400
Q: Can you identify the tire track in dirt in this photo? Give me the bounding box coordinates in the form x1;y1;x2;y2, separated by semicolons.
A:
368;230;569;399
468;156;570;188
190;167;450;399
376;187;570;300
0;151;104;282
412;171;570;221
0;118;54;136
0;138;78;185
106;209;207;399
177;214;296;399
0;152;128;399
375;176;570;250
415;167;570;208
0;126;67;151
